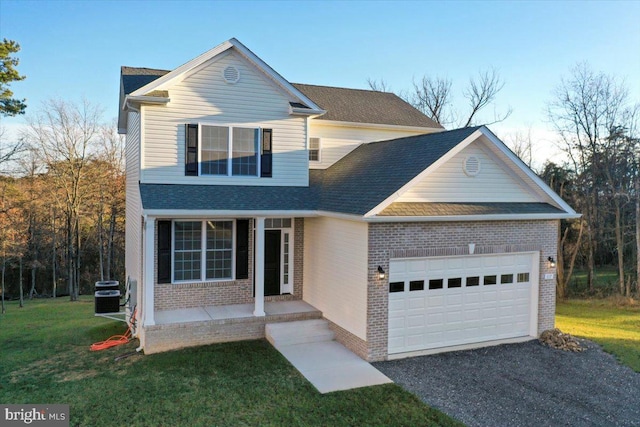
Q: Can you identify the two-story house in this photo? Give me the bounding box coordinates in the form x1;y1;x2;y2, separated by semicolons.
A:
118;38;578;362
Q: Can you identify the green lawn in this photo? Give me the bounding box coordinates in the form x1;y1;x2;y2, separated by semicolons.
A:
0;297;462;427
556;299;640;372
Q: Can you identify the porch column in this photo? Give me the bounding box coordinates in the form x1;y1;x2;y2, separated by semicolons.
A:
143;216;156;326
254;217;266;317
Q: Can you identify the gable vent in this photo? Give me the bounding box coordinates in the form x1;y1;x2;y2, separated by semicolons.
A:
463;156;481;177
222;66;240;84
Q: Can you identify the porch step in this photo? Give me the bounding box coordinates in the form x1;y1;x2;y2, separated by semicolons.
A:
266;319;335;347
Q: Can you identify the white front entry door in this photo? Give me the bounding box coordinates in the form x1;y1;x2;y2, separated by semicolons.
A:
388;252;539;355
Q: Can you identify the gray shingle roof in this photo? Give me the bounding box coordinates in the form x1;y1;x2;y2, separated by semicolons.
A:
121;66;169;95
292;83;442;128
314;127;481;215
378;202;566;216
140;183;320;211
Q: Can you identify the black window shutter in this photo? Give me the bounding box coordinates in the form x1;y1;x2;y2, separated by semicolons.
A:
185;124;198;176
236;219;249;279
157;221;172;284
261;129;272;178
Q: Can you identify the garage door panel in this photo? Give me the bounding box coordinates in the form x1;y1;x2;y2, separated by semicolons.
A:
388;252;536;354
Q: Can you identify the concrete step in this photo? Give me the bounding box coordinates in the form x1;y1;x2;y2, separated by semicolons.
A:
266;319;335;347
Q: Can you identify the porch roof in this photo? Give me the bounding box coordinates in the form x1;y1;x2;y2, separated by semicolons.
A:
140;182;320;211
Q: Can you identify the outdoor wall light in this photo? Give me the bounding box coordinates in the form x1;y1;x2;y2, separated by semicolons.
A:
548;256;556;268
377;266;386;280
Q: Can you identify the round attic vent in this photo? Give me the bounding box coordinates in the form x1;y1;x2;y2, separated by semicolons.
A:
463;155;481;177
222;66;240;84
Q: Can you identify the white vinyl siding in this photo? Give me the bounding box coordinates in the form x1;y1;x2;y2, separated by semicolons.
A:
303;217;368;340
125;110;142;292
398;141;539;203
141;50;308;186
308;122;436;169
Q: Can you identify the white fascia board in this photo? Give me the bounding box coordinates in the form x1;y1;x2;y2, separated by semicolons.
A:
315;210;366;222
123;95;170;111
129;40;234;96
364;129;484;217
290;106;327;116
366;213;582;222
313;119;443;134
142;209;318;218
479;127;579;215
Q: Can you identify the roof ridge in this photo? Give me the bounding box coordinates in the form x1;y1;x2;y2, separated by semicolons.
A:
121;66;170;74
292;82;395;95
364;126;481;146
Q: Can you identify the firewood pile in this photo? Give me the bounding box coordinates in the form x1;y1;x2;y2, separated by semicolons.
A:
539;328;585;352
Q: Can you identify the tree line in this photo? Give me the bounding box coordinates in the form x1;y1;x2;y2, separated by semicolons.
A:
370;63;639;298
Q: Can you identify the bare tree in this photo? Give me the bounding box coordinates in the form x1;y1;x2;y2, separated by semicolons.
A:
366;78;392;93
0;126;24;172
548;62;637;293
505;126;535;168
22;99;103;301
410;76;453;126
371;68;511;128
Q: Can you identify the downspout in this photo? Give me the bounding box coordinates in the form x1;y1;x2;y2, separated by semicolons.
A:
136;214;149;353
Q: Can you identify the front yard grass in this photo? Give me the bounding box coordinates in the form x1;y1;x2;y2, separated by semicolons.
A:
0;297;462;427
556;299;640;372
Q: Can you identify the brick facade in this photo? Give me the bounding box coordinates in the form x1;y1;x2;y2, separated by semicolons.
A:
365;220;558;361
153;218;304;311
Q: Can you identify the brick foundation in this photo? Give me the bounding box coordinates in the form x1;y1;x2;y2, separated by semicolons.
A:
143;309;322;354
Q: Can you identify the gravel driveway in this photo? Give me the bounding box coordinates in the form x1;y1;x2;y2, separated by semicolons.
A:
374;340;640;427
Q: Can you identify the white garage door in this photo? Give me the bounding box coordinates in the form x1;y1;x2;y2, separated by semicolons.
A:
388;252;538;355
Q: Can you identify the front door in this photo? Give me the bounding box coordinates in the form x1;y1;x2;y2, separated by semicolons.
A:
264;230;281;296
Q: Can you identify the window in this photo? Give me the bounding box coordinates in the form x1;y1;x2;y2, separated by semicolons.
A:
410;280;424;291
389;282;404;293
309;137;321;161
429;279;444;290
448;278;462;288
174;221;202;281
191;124;268;177
466;276;480;287
501;274;514;284
484;275;497;285
173;220;234;282
201;126;229;175
517;272;530;283
232;128;258;176
205;221;233;280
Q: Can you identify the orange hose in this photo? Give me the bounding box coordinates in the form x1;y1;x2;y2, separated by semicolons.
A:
90;308;136;351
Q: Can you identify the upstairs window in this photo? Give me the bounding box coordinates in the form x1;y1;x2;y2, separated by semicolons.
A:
185;124;271;178
309;137;321;162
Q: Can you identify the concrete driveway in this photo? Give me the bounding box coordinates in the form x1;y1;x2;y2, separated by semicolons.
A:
374;340;640;427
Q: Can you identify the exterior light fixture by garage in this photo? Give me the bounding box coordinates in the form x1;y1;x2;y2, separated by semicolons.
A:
548;256;556;268
377;266;386;280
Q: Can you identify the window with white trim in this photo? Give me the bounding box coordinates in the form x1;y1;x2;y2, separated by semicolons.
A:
200;125;259;176
309;137;321;162
173;220;234;282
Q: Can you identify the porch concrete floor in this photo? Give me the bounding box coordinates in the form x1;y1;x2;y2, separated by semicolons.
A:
154;300;318;325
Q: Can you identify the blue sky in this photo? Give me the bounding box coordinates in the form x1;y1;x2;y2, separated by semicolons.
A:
1;0;639;161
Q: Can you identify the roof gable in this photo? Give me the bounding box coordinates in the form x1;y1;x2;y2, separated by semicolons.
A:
292;83;442;129
395;137;540;203
316;127;481;215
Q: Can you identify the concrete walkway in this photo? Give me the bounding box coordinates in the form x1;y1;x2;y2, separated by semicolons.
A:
266;319;392;394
